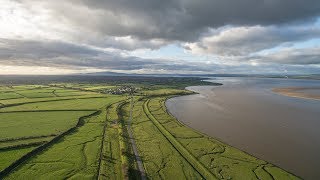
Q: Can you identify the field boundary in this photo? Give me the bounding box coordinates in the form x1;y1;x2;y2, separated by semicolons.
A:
0;110;101;178
96;103;113;179
125;98;147;180
117;101;131;180
0;109;96;113
0;135;56;143
0;96;107;109
143;99;217;180
0;141;46;151
96;100;126;179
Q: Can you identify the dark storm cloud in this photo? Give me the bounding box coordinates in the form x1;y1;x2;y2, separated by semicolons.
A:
78;0;320;41
16;0;320;41
181;0;320;29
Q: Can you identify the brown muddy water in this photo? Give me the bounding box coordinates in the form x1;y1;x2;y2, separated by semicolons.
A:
166;77;320;179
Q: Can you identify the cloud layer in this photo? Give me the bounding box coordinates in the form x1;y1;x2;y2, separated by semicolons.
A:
13;0;320;42
0;0;320;74
185;25;320;56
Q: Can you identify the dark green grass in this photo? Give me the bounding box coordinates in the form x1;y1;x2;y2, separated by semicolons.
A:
99;103;123;179
98;101;130;180
121;100;202;179
0;136;53;149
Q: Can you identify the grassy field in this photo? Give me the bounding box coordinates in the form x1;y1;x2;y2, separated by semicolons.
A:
0;84;124;179
0;147;36;172
6;110;106;179
121;99;202;179
0;111;93;140
98;102;124;179
0;77;300;179
0;96;121;112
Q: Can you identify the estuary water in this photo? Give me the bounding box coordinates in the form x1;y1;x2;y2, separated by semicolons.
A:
166;77;320;179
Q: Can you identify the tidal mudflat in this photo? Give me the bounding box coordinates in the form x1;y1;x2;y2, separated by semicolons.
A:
273;87;320;100
166;77;320;179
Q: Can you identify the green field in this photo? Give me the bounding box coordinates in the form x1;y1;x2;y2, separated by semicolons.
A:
7;110;107;179
0;79;300;179
0;111;94;140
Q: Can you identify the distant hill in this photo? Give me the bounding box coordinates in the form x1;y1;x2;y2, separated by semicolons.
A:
82;71;320;80
82;71;255;77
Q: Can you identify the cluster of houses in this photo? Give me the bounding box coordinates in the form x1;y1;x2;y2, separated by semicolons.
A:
104;85;136;95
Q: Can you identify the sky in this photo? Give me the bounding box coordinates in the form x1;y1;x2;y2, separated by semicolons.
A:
0;0;320;75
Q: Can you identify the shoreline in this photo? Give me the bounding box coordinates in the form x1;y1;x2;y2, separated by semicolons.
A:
165;82;320;179
165;86;301;179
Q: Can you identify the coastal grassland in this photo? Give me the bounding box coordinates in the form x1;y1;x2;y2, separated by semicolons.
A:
98;102;124;179
120;99;203;179
0;84;103;106
0;76;301;179
0;136;54;149
12;88;94;98
0;110;96;175
139;88;191;96
0;111;94;141
6;111;104;179
0;94;105;106
6;96;125;179
0;147;36;172
98;100;135;180
82;85;117;91
54;90;97;97
143;99;215;179
49;84;117;92
0;92;24;100
0;83;125;178
117;99;147;180
0;85;58;99
11;85;48;89
0;96;121;112
13;89;56;98
146;97;300;180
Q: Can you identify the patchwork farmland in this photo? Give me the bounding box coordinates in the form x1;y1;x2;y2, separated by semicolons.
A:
0;78;299;180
